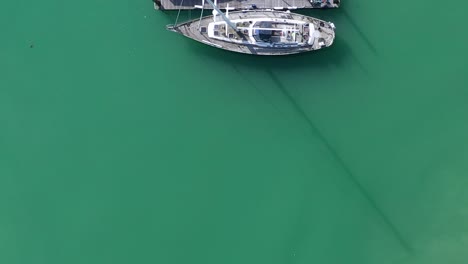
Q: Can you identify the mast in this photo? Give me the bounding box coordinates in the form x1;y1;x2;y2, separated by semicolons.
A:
204;0;238;31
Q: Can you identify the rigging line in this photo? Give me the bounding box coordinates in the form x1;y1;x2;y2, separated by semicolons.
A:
174;0;185;26
198;6;205;29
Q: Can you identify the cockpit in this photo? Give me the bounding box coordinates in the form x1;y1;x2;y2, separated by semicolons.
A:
252;21;303;44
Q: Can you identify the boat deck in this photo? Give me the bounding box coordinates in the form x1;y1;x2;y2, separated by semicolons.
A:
169;10;335;55
154;0;340;10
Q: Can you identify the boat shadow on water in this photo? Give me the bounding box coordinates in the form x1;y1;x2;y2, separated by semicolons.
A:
190;34;367;74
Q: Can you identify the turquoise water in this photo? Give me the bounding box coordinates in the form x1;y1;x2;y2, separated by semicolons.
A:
1;0;468;263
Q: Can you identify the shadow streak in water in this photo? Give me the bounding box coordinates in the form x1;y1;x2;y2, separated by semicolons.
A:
265;68;412;254
340;9;378;56
231;64;284;114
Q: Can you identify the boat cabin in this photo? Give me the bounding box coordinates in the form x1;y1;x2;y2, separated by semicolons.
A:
207;18;314;46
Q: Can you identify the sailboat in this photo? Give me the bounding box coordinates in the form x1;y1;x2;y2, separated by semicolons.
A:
167;0;336;55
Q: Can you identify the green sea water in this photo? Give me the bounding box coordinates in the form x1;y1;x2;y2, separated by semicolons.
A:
1;0;468;263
